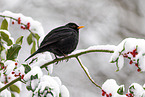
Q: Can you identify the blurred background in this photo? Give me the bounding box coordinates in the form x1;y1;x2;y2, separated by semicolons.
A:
1;0;145;96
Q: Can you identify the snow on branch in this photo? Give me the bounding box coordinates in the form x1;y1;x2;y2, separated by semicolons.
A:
110;38;145;72
41;45;115;68
0;10;45;38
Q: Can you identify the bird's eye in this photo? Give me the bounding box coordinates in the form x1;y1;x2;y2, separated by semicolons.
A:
71;25;76;28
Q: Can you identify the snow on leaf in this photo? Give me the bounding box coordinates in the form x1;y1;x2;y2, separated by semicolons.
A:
24;66;43;81
110;38;145;72
102;79;125;96
128;83;145;97
4;60;15;74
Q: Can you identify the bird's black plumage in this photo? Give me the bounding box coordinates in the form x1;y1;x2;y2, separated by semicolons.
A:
25;23;84;61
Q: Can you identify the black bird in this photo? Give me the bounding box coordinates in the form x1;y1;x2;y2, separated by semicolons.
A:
25;23;84;61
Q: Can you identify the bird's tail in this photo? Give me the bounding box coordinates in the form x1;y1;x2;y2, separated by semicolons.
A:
25;50;40;62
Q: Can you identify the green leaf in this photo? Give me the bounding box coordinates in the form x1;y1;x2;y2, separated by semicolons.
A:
35;33;40;41
27;33;33;45
59;93;62;97
129;85;135;94
10;84;20;93
22;64;31;74
0;31;13;46
7;39;13;46
117;86;124;95
0;42;5;52
11;93;15;97
1;19;8;30
6;44;21;60
31;41;36;54
26;85;32;91
16;36;24;45
30;74;38;80
0;31;9;40
35;33;40;48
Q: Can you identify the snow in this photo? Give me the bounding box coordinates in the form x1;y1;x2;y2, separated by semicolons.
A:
34;75;60;97
102;79;125;96
0;29;14;44
31;52;53;74
0;71;6;82
110;38;145;72
15;65;25;76
102;79;145;97
117;55;124;71
1;11;45;43
71;45;116;55
52;76;62;86
60;85;70;97
30;79;40;90
24;66;43;81
87;45;116;51
4;60;15;74
27;75;70;97
128;83;145;97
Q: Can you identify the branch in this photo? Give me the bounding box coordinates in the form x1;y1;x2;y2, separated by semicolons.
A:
0;77;21;92
0;14;35;37
40;47;114;68
76;57;102;89
0;46;114;92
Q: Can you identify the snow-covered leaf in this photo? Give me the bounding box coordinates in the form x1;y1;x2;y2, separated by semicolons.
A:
117;86;124;95
22;64;31;74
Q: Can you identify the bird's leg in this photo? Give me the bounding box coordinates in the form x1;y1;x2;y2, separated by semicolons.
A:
54;54;58;59
57;49;69;62
54;49;69;63
54;54;59;65
63;54;69;62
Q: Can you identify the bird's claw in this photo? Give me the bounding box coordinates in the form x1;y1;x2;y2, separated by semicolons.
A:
65;59;69;62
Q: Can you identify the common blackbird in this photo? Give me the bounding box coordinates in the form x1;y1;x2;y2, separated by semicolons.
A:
25;23;84;61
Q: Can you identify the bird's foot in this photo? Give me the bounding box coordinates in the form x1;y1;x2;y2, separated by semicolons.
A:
54;55;59;65
65;59;69;62
63;54;69;62
55;61;59;65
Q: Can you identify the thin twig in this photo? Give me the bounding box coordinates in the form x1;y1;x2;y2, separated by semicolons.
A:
76;57;102;89
0;15;35;37
0;48;113;92
40;49;114;68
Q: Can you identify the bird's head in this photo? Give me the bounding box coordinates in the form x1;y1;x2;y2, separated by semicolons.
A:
65;23;84;31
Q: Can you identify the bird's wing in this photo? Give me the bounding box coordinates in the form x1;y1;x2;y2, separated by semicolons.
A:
39;27;74;49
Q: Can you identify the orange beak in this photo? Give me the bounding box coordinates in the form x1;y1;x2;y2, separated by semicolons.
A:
77;26;84;29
